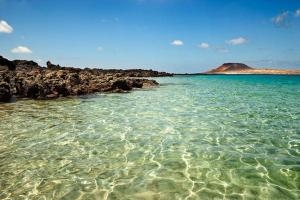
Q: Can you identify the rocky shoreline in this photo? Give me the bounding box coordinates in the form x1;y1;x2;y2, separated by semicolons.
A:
0;56;172;102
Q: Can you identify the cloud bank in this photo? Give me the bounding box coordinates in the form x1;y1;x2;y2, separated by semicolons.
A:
272;11;290;27
226;37;247;45
171;40;184;46
11;46;32;54
0;20;13;33
198;42;209;49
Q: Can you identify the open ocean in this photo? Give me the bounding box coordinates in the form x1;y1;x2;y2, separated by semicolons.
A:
0;75;299;200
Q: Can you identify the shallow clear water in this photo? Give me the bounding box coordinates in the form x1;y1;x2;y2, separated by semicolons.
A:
0;75;300;200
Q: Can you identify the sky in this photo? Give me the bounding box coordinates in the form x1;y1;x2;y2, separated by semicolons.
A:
0;0;300;73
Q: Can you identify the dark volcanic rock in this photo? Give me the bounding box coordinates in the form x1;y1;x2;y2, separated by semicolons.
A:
26;82;44;99
47;61;61;70
13;60;40;71
0;56;16;71
0;82;12;101
0;56;169;102
111;79;132;91
0;70;15;101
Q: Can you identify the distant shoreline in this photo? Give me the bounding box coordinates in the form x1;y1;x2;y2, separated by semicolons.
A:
200;63;300;75
174;73;300;76
200;70;300;75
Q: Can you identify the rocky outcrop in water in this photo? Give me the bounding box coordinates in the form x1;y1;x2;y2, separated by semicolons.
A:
0;56;171;102
0;83;11;100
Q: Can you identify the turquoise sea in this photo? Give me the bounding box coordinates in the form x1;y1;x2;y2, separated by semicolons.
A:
0;75;300;200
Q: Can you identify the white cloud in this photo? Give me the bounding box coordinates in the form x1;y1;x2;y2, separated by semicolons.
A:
0;20;13;33
171;40;184;46
97;46;103;51
226;37;247;45
11;46;32;54
296;9;300;17
198;42;209;49
272;11;289;26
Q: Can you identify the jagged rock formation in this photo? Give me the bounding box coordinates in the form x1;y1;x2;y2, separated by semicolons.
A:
0;56;172;102
0;56;16;71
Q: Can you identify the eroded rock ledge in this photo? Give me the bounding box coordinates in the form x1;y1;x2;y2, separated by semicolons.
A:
0;56;172;102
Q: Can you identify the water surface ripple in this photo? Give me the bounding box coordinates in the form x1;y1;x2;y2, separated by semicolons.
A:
0;75;300;199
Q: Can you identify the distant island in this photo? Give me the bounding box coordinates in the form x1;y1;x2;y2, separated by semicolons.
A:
202;63;300;75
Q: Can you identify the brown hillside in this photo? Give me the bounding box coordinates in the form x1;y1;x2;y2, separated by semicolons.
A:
207;63;253;73
202;63;300;75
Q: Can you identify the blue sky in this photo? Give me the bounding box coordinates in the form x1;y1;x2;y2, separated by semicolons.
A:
0;0;300;73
